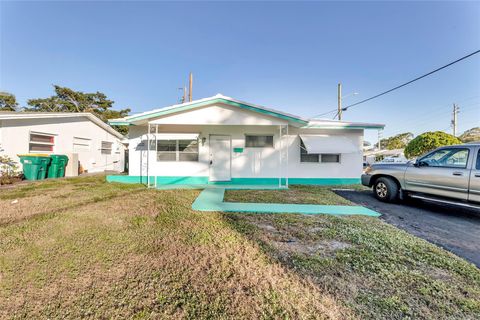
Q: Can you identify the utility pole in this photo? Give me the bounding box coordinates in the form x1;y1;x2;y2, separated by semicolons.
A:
377;129;383;150
451;104;459;136
337;83;342;121
188;72;193;102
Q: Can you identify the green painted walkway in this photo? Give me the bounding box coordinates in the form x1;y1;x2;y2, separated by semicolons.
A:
191;187;381;217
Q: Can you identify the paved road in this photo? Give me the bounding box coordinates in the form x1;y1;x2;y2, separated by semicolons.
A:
335;190;480;268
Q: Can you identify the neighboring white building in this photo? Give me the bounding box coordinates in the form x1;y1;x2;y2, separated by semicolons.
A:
108;94;384;186
364;148;407;165
0;112;126;174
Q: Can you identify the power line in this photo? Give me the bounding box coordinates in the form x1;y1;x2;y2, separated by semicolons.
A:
385;101;480;135
312;109;338;118
344;49;480;110
316;50;480;117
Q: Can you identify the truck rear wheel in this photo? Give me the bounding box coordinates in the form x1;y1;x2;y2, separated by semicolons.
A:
373;177;399;202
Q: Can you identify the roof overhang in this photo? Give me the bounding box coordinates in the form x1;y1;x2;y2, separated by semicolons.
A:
303;120;385;130
0;112;124;139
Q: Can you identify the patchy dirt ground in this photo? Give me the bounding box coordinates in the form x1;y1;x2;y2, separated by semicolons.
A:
223;195;480;319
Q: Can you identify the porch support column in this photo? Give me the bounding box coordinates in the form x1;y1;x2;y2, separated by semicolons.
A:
278;124;289;188
279;125;282;188
286;124;289;188
147;123;150;187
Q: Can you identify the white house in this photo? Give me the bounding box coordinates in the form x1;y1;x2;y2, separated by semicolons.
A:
0;112;126;174
364;148;407;165
108;94;384;186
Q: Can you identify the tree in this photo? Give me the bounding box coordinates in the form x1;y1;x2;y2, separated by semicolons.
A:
0;92;18;111
459;127;480;143
376;132;413;150
404;131;462;159
26;85;130;135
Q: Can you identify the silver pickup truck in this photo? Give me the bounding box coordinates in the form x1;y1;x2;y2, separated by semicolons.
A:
361;143;480;209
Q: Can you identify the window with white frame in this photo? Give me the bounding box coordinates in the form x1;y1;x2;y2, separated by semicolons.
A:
300;140;340;163
101;141;113;155
29;132;55;153
73;137;91;152
157;139;199;162
245;135;274;148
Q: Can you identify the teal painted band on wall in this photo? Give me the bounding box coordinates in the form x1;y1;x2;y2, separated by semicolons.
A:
106;175;361;186
106;175;148;184
106;175;209;185
157;176;209;184
233;147;244;153
288;178;361;185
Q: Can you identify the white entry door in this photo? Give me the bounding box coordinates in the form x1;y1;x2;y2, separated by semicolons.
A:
209;135;231;182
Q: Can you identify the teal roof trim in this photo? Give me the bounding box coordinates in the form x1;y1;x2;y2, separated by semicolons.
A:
302;125;385;130
124;98;308;124
108;120;132;126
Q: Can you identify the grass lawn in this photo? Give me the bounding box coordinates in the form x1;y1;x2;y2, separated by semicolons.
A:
0;177;479;319
225;186;480;319
224;185;368;206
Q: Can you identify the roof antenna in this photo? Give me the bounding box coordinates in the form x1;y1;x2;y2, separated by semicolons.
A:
178;86;186;103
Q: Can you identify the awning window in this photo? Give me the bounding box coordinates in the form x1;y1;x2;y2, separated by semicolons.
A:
152;133;199;140
299;134;358;154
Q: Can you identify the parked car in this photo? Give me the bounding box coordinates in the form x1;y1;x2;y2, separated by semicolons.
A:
361;144;480;209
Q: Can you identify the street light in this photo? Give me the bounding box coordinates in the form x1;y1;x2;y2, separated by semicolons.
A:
342;92;359;99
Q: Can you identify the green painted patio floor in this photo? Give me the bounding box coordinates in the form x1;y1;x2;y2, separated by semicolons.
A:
191;187;381;217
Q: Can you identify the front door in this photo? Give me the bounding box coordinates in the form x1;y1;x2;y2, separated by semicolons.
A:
209;135;231;182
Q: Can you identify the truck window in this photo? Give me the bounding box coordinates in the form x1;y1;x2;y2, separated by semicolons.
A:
421;148;469;168
477;149;480;170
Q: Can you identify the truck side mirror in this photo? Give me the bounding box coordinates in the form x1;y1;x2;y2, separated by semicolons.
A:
415;160;427;167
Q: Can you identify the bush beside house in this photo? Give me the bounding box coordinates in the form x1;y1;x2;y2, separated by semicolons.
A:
404;131;462;159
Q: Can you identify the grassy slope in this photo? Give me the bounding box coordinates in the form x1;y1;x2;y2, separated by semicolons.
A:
0;176;345;319
224;186;480;319
1;178;479;319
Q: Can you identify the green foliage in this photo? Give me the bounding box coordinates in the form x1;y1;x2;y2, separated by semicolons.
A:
404;131;462;159
0;155;21;184
0;92;18;111
459;127;480;143
377;132;413;150
26;85;130;135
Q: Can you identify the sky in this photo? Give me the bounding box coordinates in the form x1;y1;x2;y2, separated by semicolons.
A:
1;1;479;143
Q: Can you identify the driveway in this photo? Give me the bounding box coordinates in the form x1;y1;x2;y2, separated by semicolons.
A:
335;190;480;268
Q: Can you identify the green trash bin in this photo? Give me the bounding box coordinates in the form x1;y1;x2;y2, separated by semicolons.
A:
47;154;69;178
18;154;51;180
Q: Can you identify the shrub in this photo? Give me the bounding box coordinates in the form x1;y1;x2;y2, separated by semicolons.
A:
404;131;462;159
0;155;21;185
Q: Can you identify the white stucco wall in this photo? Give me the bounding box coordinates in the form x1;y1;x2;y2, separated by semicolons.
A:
128;124;363;180
149;103;288;126
0;116;125;173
